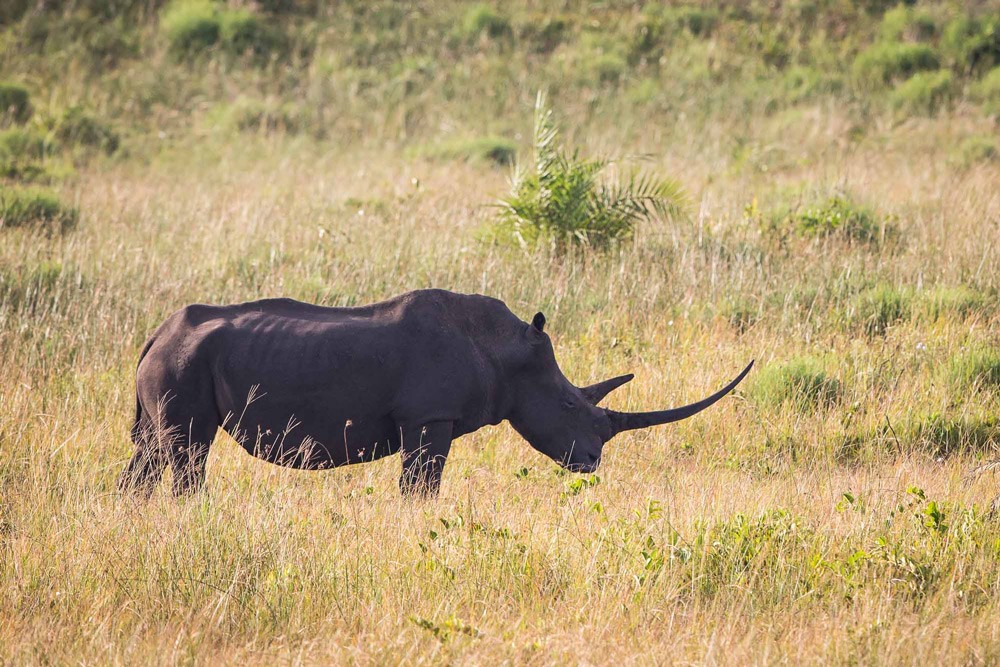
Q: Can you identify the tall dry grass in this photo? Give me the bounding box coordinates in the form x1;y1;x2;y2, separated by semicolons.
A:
1;104;1000;664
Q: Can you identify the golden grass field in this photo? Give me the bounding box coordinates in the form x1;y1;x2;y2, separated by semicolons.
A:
2;1;1000;664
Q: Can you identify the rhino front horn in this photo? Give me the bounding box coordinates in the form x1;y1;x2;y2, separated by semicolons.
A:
606;360;754;435
579;373;634;404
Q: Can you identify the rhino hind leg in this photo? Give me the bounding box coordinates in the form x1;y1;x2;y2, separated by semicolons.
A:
119;421;168;499
399;421;454;497
124;389;220;498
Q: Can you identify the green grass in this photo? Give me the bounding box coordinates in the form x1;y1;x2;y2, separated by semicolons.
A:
949;347;1000;392
416;136;516;167
850;284;912;336
853;42;940;86
764;194;894;246
460;4;512;40
0;185;77;232
891;69;954;114
918;285;989;320
161;0;220;58
746;357;842;411
0;81;31;124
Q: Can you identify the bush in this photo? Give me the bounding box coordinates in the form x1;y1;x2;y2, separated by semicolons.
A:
765;194;895;246
220;97;301;134
219;8;285;60
518;15;570;54
746;357;841;411
919;285;988;320
494;93;685;250
903;413;1000;458
419;137;516;167
949;347;1000;391
852;42;939;85
972;66;1000;115
461;5;511;40
890;69;953;114
53;106;119;154
941;15;1000;73
950;136;999;169
589;53;627;84
879;5;937;43
0;83;32;125
0;186;78;232
162;0;220;57
850;284;911;336
0;128;50;162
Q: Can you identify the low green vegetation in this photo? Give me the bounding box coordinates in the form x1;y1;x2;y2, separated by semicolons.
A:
746;357;842;411
949;347;1000;392
850;284;912;336
906;413;1000;457
416;136;516;167
918;285;988;320
162;0;285;61
0;82;31;124
460;4;511;41
493;94;685;250
761;193;894;246
853;42;940;86
972;65;1000;114
890;69;953;113
0;185;77;232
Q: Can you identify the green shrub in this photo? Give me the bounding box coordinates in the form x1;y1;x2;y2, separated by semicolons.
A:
746;357;842;411
419;137;516;167
53;106;119;154
852;42;939;85
219;98;301;134
0;186;78;232
906;413;1000;457
950;136;999;169
629;6;717;63
919;285;988;320
850;284;911;336
162;0;220;57
879;5;937;43
0;127;50;162
589;53;627;84
949;347;1000;391
972;66;1000;115
766;195;895;246
518;15;570;54
941;15;1000;73
0;83;32;125
890;69;953;114
494;93;685;250
219;8;285;59
781;66;842;102
461;4;511;40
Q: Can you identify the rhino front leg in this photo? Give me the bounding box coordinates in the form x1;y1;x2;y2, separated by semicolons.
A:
399;421;453;497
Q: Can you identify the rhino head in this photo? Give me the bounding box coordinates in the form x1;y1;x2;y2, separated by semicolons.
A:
507;312;753;473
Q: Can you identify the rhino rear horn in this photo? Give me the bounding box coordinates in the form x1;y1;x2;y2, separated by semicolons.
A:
606;361;754;434
580;373;634;404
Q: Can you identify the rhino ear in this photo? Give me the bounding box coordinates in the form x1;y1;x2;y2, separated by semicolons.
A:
531;312;546;332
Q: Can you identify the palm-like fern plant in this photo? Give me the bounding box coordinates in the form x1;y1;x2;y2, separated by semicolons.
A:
496;92;686;250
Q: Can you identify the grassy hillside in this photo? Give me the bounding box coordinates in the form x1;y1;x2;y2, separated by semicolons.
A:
2;1;1000;664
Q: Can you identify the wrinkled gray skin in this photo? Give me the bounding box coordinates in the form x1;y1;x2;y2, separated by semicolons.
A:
121;289;753;498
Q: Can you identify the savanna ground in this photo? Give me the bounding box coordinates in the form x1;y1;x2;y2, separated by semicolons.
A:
2;1;1000;664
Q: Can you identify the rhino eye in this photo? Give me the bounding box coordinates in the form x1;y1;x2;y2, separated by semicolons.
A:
562;400;577;410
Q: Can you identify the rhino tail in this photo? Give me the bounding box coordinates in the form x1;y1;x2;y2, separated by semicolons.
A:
131;335;156;444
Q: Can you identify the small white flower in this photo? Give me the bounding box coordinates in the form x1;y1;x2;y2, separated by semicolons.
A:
916;342;927;352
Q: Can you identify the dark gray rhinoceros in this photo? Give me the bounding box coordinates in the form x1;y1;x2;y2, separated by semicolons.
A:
121;289;752;497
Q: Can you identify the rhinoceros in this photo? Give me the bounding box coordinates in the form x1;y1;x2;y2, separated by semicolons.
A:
120;289;752;497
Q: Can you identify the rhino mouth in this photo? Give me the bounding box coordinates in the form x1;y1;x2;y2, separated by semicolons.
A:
564;454;601;474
